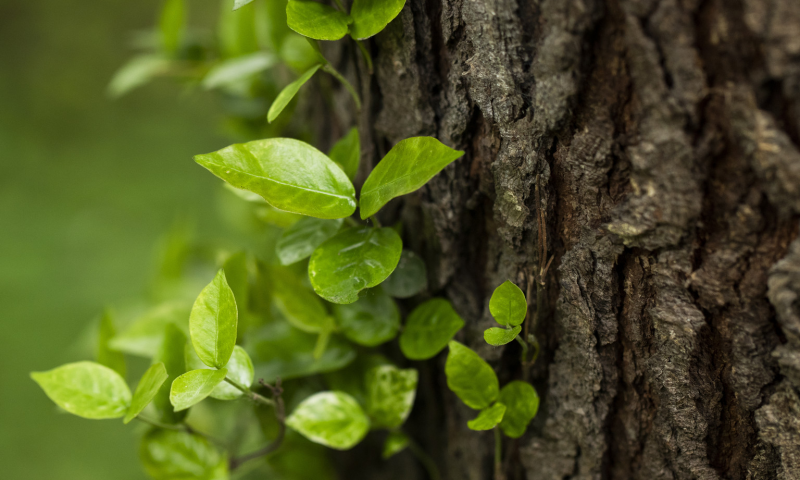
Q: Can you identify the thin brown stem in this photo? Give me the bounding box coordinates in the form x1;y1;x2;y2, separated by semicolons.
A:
224;377;275;407
229;379;286;471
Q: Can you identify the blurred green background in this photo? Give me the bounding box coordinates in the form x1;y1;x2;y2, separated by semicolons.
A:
0;1;229;478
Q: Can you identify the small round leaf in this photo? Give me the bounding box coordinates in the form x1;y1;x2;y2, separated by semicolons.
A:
169;368;228;412
333;289;400;346
399;298;464;360
498;381;539;438
484;326;522;346
467;403;506;431
489;280;527;327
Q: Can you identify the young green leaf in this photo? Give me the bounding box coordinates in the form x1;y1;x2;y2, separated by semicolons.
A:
286;391;370;450
349;0;405;39
286;0;352;41
359;137;464;219
97;310;126;378
159;0;185;54
309;227;402;304
185;345;254;401
382;430;410;459
381;250;427;298
365;365;418;429
107;55;170;98
124;363;169;424
169;368;228;412
31;362;131;419
140;429;228;480
276;217;344;265
268;64;322;122
152;324;188;424
272;268;335;333
498;381;539;438
467;403;506;431
399;298;464;360
484;326;522;346
109;301;190;358
202;52;278;90
328;127;360;181
333;288;400;346
234;0;255;10
195;137;357;219
189;269;238;368
445;341;499;410
489;280;527;326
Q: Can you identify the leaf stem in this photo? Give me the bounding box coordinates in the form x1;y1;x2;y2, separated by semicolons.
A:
224;377;275;407
229;379;286;471
321;64;362;111
494;427;505;480
369;215;382;228
406;436;441;480
354;39;374;74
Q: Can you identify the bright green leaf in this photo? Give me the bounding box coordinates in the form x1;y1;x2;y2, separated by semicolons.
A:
484;326;522;346
329;127;360;181
107;55;170;98
195;137;357;219
272;267;334;333
359;137;464;219
159;0;185;54
489;280;527;327
498;381;539;438
287;0;352;41
382;430;410;459
169;368;228;412
286;391;370;450
381;250;427;298
124;363;169;424
203;52;278;90
365;365;418;429
185;345;254;401
189;270;238;369
349;0;405;39
309;227;402;304
277;217;344;265
31;362;131;419
140;429;228;480
234;0;254;10
332;288;400;346
109;301;190;358
399;298;464;360
97;310;126;378
268;63;323;122
152;324;188;424
445;341;499;410
467;403;506;431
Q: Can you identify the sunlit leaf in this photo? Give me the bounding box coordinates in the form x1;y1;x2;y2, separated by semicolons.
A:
287;0;352;41
381;250;427;298
329;127;360;181
124;363;169;424
467;403;506;431
445;341;498;410
97;310;126;378
31;362;131;419
203;52;278;90
109;301;190;358
169;368;228;412
286;391;370;450
107;55;170;98
152;324;188;424
489;280;527;327
268;64;322;123
332;288;400;346
484;326;521;346
189;269;238;368
382;430;409;459
349;0;405;39
140;429;228;480
359;137;464;219
185;345;254;401
399;298;464;360
276;217;344;265
309;227;402;304
498;381;539;438
365;365;418;429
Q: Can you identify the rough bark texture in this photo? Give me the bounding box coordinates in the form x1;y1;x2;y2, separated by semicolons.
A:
339;0;800;478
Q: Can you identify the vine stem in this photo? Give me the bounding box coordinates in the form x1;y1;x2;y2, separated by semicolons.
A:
406;436;441;480
354;39;374;74
369;215;382;228
321;63;362;111
494;427;505;480
228;379;286;471
224;377;274;407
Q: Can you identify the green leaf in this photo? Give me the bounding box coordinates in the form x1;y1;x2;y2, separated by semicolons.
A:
169;368;228;412
107;55;170;98
124;363;169;424
109;301;190;358
234;0;254;10
203;52;278;90
349;0;405;39
152;324;188;424
218;0;259;58
185;345;254;401
332;288;400;346
277;217;344;265
498;381;539;438
489;280;527;327
365;365;418;429
286;0;352;41
329;127;360;181
254;204;304;227
268;64;323;122
31;362;131;419
381;250;427;298
97;310;126;377
382;430;410;459
140;429;228;480
189;270;238;369
467;403;506;431
359;137;464;219
445;341;499;410
484;326;522;346
159;0;185;54
309;227;403;304
399;298;464;360
286;391;370;450
195;137;357;219
272;267;334;333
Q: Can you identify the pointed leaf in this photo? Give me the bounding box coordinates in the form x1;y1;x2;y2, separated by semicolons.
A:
268;64;323;122
399;298;464;360
489;280;527;326
445;341;498;410
31;362;131;419
189;270;238;368
349;0;405;39
185;345;254;400
365;365;418;429
359;137;464;219
287;0;352;41
498;381;539;438
484;326;522;346
329;127;360;181
333;288;400;346
169;368;228;412
277;217;344;265
97;310;126;377
309;227;402;304
124;363;169;424
286;391;370;450
195;137;357;219
140;429;228;480
382;430;410;459
381;250;427;298
203;52;278;89
467;403;506;431
152;324;188;424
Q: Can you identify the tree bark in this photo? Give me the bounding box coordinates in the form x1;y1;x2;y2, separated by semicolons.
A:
341;0;800;478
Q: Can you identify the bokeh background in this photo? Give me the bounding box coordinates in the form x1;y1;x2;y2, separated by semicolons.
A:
0;1;231;478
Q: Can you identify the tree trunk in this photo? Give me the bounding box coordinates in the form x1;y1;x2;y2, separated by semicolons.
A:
341;0;800;478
